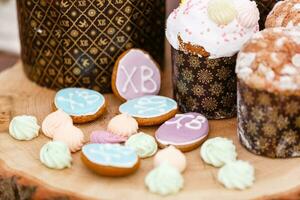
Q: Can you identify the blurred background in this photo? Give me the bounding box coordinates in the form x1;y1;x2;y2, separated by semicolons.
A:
0;0;178;72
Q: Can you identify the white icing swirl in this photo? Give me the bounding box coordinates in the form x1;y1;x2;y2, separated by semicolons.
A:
9;115;40;141
166;0;259;58
200;137;237;167
145;163;184;196
218;160;255;190
236;0;260;28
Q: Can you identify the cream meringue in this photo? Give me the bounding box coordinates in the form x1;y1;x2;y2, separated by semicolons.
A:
53;124;84;152
154;146;187;173
107;113;138;137
9;115;40;141
42;110;73;138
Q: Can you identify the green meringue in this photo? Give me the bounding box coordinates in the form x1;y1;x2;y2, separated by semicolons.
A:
125;132;157;158
9;115;40;141
145;163;184;196
200;137;237;167
218;160;255;190
40;141;72;170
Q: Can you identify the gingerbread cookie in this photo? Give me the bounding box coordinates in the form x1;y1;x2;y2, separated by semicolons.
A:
112;49;161;101
54;88;106;124
81;144;140;177
155;113;209;152
119;95;178;126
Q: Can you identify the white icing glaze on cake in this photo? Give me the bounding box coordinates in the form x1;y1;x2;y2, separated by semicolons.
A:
236;27;300;95
166;0;259;58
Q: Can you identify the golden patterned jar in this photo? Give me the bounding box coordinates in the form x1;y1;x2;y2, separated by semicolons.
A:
236;27;300;158
17;0;165;93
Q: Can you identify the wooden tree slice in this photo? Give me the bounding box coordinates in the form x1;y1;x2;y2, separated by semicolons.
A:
0;57;300;199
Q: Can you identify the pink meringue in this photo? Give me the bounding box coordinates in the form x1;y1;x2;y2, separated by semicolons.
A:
90;130;127;144
236;0;260;28
42;110;73;138
53;124;84;152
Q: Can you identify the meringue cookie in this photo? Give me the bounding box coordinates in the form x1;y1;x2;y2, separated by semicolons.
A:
145;163;184;196
218;160;255;190
9;115;40;141
208;0;237;26
154;146;187;173
107;114;138;137
125;132;157;158
236;0;260;28
200;137;237;167
53;124;84;152
90;130;127;144
40;141;72;170
42;110;73;138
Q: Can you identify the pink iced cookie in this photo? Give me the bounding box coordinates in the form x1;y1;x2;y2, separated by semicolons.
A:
155;113;209;152
112;49;161;101
90;131;127;144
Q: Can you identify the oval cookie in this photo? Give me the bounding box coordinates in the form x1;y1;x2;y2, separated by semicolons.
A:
112;49;161;101
119;95;178;126
81;144;140;177
54;88;106;123
155;113;209;152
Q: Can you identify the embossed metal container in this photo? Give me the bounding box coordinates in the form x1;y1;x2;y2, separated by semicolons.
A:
238;80;300;158
16;0;165;93
172;48;237;120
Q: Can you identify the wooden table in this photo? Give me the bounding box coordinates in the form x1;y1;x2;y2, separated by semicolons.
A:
0;47;300;199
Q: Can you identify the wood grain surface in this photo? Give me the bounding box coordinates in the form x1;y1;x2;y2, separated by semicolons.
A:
0;47;300;199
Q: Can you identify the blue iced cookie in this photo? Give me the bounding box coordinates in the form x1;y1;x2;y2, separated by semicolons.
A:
119;95;178;126
81;144;140;177
54;88;106;123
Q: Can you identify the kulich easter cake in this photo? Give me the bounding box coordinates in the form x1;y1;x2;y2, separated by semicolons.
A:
119;95;178;126
155;113;209;152
236;27;300;158
81;144;140;177
166;0;259;119
112;49;161;101
265;0;300;28
54;88;106;124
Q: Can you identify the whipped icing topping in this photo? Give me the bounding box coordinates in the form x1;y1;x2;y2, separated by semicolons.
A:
236;27;300;94
200;137;237;167
145;163;184;196
40;141;72;170
166;0;259;58
9;115;40;141
218;160;255;190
